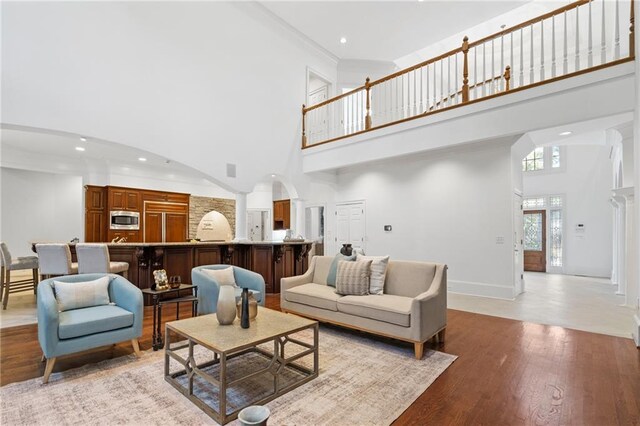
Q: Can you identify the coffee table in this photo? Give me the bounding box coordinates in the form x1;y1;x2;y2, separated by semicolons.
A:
164;307;319;425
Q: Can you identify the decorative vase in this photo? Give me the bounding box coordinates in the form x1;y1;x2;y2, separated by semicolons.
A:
241;288;250;329
238;405;270;426
236;291;258;320
216;285;236;325
340;244;353;256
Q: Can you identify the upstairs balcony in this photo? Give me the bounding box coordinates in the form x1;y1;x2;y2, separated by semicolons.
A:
301;0;636;162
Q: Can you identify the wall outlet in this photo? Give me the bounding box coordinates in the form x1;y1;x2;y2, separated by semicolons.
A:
495;236;505;244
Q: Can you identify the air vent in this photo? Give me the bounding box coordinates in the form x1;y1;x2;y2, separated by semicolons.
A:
226;163;236;178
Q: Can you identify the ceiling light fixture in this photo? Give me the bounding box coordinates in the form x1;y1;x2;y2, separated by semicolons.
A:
271;174;276;178
559;131;572;136
340;37;347;44
80;137;87;142
75;146;85;152
138;157;147;162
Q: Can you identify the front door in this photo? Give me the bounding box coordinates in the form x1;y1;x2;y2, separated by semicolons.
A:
524;210;546;272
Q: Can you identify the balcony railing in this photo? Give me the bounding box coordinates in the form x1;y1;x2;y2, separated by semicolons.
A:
302;0;635;148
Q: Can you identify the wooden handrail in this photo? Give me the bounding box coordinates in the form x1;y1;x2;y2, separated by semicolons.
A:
630;0;635;58
467;0;590;49
304;85;365;113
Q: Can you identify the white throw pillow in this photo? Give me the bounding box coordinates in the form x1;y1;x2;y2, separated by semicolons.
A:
54;276;111;312
356;255;390;295
202;267;237;287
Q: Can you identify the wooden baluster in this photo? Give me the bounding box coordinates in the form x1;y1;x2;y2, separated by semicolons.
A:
425;64;430;111
446;56;451;106
588;0;593;67
563;11;569;74
519;29;524;86
601;0;606;64
454;54;458;104
440;59;444;108
491;39;495;93
473;46;478;98
365;78;372;130
541;20;545;80
575;5;580;71
301;105;307;147
614;0;620;59
530;24;535;83
552;15;557;77
500;34;504;91
630;0;635;58
504;66;511;91
482;43;487;97
510;33;514;88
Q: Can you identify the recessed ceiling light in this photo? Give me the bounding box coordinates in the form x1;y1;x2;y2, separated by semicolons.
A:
559;131;572;136
75;146;85;152
340;37;347;44
138;157;147;162
271;174;276;178
79;137;87;142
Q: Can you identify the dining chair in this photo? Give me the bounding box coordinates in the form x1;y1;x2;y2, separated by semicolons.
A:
0;242;39;310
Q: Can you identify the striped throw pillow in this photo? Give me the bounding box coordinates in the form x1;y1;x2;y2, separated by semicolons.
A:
335;259;372;296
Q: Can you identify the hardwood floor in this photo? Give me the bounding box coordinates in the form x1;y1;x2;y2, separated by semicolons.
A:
1;295;638;425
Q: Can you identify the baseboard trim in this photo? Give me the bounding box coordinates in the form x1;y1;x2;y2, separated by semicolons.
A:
633;314;640;348
448;280;515;300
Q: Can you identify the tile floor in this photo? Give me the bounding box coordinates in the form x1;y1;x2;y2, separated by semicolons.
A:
1;271;637;339
449;272;637;339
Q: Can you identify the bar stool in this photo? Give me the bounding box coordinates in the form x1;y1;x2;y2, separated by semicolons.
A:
35;243;78;280
0;242;40;310
76;243;129;278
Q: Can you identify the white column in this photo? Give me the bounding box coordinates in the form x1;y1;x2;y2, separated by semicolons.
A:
295;199;306;238
610;198;619;285
624;193;636;308
234;192;248;241
612;195;627;295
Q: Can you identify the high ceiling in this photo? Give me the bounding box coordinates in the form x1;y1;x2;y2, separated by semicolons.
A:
261;0;529;62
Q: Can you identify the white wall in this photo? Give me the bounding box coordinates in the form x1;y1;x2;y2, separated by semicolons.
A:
523;144;613;277
0;168;83;258
333;139;515;299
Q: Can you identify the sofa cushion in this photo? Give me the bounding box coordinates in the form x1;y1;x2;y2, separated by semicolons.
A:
326;253;356;287
356;255;389;295
54;276;111;312
337;294;412;327
285;283;343;311
58;305;134;339
335;260;372;296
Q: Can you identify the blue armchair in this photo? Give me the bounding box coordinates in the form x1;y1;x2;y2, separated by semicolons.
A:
37;273;143;383
191;265;265;315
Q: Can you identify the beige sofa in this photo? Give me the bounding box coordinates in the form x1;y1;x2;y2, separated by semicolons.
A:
281;256;447;359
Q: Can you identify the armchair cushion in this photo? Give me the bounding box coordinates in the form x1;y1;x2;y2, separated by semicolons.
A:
202;267;237;287
54;276;111;311
58;305;134;339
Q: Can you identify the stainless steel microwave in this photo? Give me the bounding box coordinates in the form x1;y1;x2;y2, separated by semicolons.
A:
110;211;140;230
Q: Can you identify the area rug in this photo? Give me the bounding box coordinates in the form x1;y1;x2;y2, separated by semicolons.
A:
0;326;456;425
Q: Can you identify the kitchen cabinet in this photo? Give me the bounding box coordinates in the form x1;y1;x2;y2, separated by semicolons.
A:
108;188;140;211
84;186;107;242
109;230;140;243
273;199;290;230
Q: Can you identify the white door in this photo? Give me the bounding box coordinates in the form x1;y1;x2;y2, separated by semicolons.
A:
514;194;524;295
336;202;366;254
309;86;328;142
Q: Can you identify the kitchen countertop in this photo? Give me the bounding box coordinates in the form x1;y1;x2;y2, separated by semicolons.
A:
75;240;312;247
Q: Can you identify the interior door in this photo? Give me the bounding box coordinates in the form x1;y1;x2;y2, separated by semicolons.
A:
309;85;328;141
524;210;546;272
336;202;366;254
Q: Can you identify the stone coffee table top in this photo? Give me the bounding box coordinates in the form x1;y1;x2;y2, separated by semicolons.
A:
165;307;317;354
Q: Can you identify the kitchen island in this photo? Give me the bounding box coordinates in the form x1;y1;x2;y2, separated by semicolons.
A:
38;241;312;296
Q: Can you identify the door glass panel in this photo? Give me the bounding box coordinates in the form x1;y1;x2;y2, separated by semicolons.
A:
549;209;563;267
524;213;543;251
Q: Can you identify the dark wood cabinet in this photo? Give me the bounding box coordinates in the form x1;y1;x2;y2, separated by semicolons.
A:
108;230;140;243
143;201;189;243
165;213;187;242
251;245;274;292
109;188;140;211
273;199;291;230
144;212;163;242
274;245;295;293
84;186;107;243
